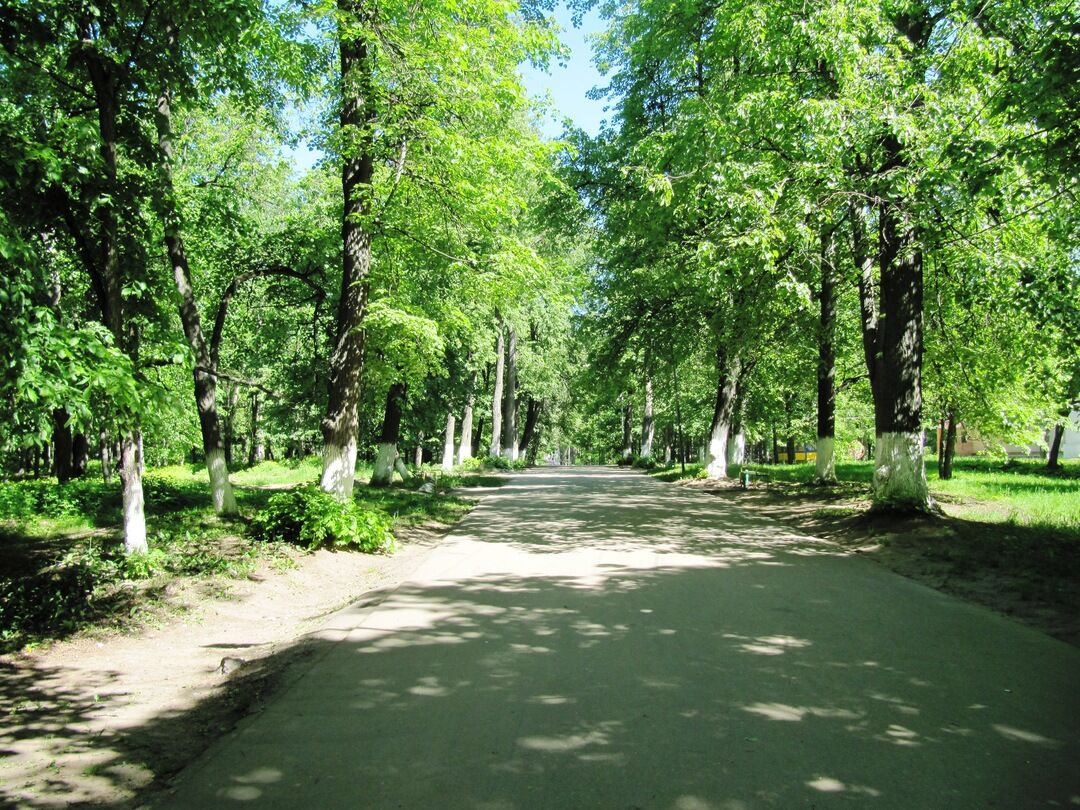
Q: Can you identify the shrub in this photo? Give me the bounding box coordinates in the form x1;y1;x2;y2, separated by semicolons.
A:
632;456;658;470
459;457;485;472
0;561;101;642
485;455;512;471
250;486;395;553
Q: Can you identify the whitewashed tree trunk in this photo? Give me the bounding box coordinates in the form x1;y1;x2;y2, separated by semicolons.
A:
458;374;476;463
414;440;423;469
641;377;655;458
816;436;836;482
705;422;730;479
705;350;741;479
206;447;238;514
664;444;672;465
120;436;147;555
371;442;397;487
321;439;358;498
874;431;930;508
395;456;411;481
726;431;746;465
441;413;456;471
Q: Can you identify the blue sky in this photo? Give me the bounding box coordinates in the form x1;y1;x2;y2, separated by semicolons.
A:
520;5;609;138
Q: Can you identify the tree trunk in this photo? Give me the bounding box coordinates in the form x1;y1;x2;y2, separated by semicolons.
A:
941;406;957;480
1048;423;1065;470
457;370;477;463
322;0;376;499
84;42;147;553
519;397;542;458
785;435;796;465
490;327;504;457
673;363;686;474
621;403;634;459
119;436;147;554
705;348;741;479
249;391;265;465
816;224;838;482
414;435;424;469
852;196;930;510
71;433;88;477
370;382;406;487
473;415;485;459
100;430;112;484
501;324;518;460
154;61;238;515
441;412;456;471
53;409;73;484
641;376;655;458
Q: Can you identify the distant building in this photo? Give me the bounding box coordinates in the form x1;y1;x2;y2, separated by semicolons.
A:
935;411;1080;460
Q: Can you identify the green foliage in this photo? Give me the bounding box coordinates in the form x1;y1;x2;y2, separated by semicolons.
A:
0;557;101;644
251;486;395;553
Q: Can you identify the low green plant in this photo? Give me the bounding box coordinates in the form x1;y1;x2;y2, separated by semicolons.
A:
459;457;485;472
486;455;512;471
632;456;659;470
250;486;395;553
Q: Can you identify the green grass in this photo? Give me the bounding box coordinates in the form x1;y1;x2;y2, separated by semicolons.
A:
0;456;502;652
648;456;1080;536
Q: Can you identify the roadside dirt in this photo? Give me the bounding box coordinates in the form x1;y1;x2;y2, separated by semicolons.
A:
0;522;452;808
678;477;1080;649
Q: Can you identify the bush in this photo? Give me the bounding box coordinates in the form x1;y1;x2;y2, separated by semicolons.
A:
458;457;485;472
617;453;637;467
0;560;102;642
485;455;512;470
632;456;658;470
250;486;395;553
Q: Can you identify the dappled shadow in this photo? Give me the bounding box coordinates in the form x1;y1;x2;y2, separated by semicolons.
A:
3;467;1079;808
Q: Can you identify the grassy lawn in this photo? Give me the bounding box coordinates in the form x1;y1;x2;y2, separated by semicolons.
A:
0;458;503;652
650;456;1080;536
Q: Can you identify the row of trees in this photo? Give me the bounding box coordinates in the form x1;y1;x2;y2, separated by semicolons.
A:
570;0;1079;509
1;0;587;553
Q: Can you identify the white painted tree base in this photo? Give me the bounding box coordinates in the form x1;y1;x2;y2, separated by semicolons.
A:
370;443;397;487
726;432;745;466
873;431;931;509
321;440;357;500
206;448;238;515
815;436;837;482
705;427;729;479
121;438;148;555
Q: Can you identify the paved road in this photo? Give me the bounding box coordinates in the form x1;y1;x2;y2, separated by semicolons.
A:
158;468;1080;809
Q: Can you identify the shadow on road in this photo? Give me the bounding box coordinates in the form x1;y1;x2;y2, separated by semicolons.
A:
3;468;1078;808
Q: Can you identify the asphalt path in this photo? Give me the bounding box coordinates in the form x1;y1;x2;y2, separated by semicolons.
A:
157;467;1080;809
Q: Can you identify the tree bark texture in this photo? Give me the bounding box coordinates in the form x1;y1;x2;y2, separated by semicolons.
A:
53;409;74;484
490;328;504;457
442;412;456;471
641;376;655;458
816;225;838;482
519;397;542;458
621;403;634;459
370;383;407;487
155;58;237;515
941;406;957;480
705;348;741;479
852;196;930;510
501;324;518;460
1048;423;1065;470
322;0;376;499
457;370;477;463
83;38;146;553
